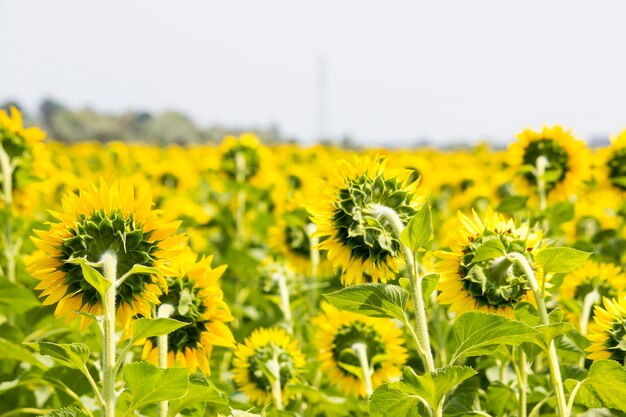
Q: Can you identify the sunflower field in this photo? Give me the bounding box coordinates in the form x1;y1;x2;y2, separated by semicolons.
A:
2;106;626;417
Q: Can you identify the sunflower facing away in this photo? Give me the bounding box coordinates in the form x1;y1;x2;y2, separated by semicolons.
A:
586;297;626;361
436;208;543;317
508;125;591;200
232;327;305;406
598;129;626;192
220;133;262;181
561;260;626;330
307;155;423;285
0;106;45;158
26;181;185;329
142;249;235;374
312;303;407;398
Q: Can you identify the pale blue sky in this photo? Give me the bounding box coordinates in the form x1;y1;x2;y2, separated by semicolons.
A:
1;1;625;145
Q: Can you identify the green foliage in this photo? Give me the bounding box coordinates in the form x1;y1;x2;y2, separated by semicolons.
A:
120;361;189;413
451;311;539;363
43;407;89;417
25;341;90;371
66;256;111;296
130;317;190;341
535;247;591;274
400;202;433;254
570;360;626;412
323;283;409;321
370;366;476;417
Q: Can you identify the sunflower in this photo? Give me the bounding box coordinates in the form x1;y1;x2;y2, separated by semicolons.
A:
307;155;423;285
26;180;185;329
220;133;262;181
597;129;626;192
142;249;235;374
561;260;626;330
508;125;591;200
0;106;45;155
435;208;543;317
586;296;626;361
312;303;407;398
268;200;318;275
0;106;46;201
232;327;305;406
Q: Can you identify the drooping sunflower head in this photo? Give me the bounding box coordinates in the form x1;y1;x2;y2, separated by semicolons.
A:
220;133;262;181
561;261;626;327
312;303;407;398
307;155;423;285
232;327;306;407
142;250;235;374
436;208;543;317
599;129;626;192
26;180;186;329
508;125;591;200
586;297;626;361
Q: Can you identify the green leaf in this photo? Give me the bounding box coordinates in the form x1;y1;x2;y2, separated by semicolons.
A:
122;361;188;411
611;176;626;188
370;366;476;416
421;273;440;305
471;238;506;263
532;322;575;349
323;283;409;321
26;341;89;371
369;383;422;417
131;317;189;341
0;338;46;369
536;247;591;275
485;382;517;416
66;257;111;296
121;264;162;281
400;203;433;253
43;407;89;417
168;376;228;415
451;312;539;362
496;196;529;214
542;167;563;183
0;284;40;315
574;360;626;412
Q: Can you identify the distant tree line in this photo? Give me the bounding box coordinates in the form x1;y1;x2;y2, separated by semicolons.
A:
0;98;288;145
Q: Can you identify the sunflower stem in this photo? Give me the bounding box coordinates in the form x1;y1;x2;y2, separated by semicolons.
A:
352;342;374;396
306;222;319;314
536;155;549;233
506;252;568;417
273;272;293;334
235;151;246;245
372;204;436;373
512;347;527;417
579;289;599;336
157;303;175;417
101;252;118;417
267;356;284;410
0;145;16;284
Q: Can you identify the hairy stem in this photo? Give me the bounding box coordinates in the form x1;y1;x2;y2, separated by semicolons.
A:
273;272;293;334
353;342;373;396
157;304;175;417
507;252;568;417
0;146;15;284
101;252;118;417
306;222;319;314
372;204;436;373
267;357;284;410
